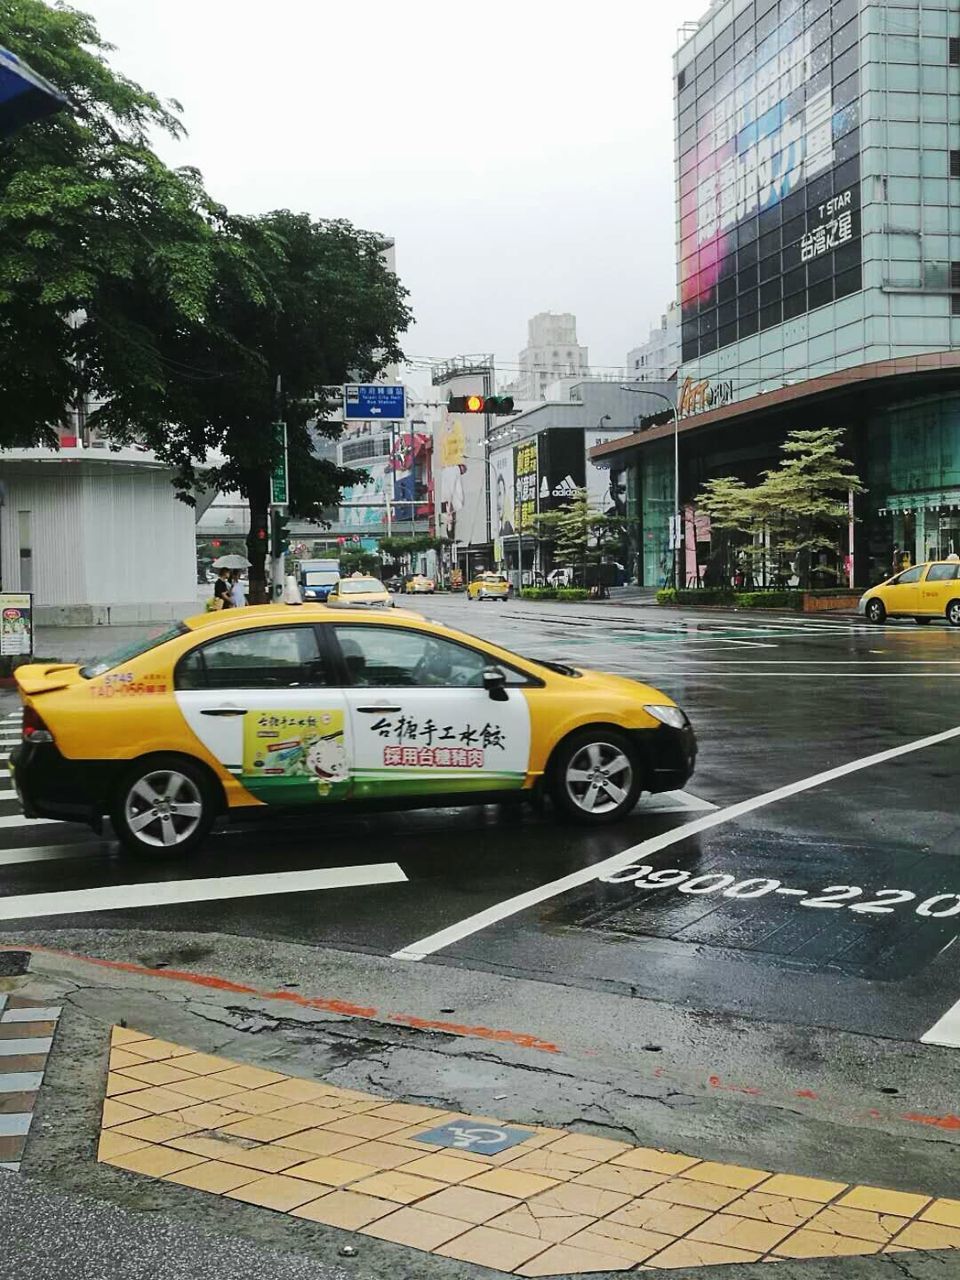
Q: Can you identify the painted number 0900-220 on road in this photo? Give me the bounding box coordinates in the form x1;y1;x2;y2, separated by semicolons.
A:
599;865;960;919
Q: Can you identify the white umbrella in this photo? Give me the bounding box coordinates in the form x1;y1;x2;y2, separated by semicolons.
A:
212;554;250;569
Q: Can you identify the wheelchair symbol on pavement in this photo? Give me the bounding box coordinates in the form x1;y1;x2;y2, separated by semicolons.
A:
413;1121;536;1156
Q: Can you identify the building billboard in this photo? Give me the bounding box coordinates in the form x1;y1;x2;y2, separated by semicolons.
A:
678;0;861;362
513;438;539;533
537;429;585;513
586;429;631;517
339;457;389;529
489;444;515;539
437;413;486;545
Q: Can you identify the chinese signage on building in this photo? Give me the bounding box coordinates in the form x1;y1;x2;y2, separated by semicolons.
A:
514;439;539;532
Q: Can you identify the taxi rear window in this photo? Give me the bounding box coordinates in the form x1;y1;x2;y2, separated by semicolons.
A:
80;623;187;679
927;564;960;581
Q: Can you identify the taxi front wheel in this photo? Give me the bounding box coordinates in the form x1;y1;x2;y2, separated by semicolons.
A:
947;600;960;628
112;755;218;858
549;728;642;825
866;599;886;624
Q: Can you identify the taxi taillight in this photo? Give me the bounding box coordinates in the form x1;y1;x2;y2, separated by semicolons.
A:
22;706;53;743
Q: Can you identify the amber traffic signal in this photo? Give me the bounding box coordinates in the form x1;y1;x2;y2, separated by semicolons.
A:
448;394;515;415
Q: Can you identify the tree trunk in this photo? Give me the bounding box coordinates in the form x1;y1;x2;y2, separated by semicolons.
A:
245;471;270;604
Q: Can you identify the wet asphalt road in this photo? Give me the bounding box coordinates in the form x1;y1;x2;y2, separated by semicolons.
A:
1;596;960;1049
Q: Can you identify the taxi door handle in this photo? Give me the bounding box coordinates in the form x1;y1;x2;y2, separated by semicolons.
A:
356;705;401;714
201;707;247;717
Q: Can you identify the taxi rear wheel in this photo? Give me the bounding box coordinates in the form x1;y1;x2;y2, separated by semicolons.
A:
948;600;960;628
112;755;218;859
549;728;642;825
866;599;886;624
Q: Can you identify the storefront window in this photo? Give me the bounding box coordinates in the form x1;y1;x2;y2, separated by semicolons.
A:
866;395;960;580
640;442;673;588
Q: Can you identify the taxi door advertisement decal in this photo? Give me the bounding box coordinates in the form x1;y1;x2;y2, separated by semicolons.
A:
241;710;350;805
346;694;531;800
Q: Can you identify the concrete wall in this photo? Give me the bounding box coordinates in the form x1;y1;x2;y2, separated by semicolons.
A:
0;462;199;625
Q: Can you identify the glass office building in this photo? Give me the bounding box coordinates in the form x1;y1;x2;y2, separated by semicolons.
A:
593;0;960;586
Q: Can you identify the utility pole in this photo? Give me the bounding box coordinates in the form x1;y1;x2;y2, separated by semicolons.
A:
269;375;289;600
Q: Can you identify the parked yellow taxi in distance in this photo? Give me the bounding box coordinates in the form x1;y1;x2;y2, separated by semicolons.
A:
10;604;696;857
326;576;394;609
859;559;960;625
467;573;510;602
404;574;435;594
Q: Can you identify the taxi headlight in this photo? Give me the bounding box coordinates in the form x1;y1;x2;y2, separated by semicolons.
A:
644;704;688;730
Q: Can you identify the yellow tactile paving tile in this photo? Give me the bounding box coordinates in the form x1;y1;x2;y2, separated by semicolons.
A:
94;1026;960;1273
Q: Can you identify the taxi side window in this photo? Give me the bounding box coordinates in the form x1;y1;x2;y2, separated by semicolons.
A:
894;566;924;584
176;627;329;690
333;626;528;689
926;564;959;581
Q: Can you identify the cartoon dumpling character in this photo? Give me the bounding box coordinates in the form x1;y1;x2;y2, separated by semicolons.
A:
303;732;348;781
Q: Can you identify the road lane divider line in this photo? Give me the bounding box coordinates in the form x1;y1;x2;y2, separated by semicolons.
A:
392;722;960;961
0;814;60;830
0;862;408;921
0;843;108;867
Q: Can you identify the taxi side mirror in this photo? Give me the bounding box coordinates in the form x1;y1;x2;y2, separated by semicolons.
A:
482;667;508;701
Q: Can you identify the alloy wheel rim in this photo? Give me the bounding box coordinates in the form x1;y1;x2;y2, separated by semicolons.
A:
125;769;203;847
565;741;633;814
951;603;960;624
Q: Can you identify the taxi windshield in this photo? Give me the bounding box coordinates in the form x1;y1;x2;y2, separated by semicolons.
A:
340;578;383;594
80;623;187;679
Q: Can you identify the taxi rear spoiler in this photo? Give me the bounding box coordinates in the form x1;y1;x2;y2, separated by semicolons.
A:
14;663;80;696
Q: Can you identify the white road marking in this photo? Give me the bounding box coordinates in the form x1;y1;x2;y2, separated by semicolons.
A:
392;723;960;961
0;862;408;921
0;815;61;830
0;843;105;868
921;1001;960;1048
639;790;718;815
776;887;807;896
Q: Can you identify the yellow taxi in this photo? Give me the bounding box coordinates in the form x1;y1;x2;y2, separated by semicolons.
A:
10;604;696;857
404;574;435;594
467;573;510;602
326;576;394;609
859;559;960;625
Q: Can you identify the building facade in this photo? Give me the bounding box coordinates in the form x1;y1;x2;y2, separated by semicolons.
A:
508;313;590;401
0;446;199;625
487;381;675;585
626;303;681;382
592;0;960;588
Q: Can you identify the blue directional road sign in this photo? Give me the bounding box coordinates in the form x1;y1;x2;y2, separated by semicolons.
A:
344;384;406;421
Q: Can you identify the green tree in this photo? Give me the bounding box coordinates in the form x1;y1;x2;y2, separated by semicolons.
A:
0;0;246;444
760;427;864;587
695;429;863;589
96;209;412;602
534;489;625;589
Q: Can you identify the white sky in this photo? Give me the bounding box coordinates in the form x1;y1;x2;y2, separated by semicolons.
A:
77;0;686;378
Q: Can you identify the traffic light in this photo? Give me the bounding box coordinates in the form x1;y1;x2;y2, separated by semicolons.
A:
270;508;290;558
447;394;515;415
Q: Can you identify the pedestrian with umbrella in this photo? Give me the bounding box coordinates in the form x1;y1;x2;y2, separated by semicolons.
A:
211;554;250;610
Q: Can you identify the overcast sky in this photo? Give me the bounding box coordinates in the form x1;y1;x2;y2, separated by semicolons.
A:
77;0;685;381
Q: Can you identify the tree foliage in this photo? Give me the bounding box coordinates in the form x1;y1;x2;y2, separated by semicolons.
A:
0;1;413;603
534;489;625;584
0;0;241;443
695;428;864;588
97;208;411;600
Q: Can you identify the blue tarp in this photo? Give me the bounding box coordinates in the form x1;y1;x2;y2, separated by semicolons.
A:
0;46;68;137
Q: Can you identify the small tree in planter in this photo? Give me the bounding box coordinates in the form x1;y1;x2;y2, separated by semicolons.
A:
534;489;625;594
